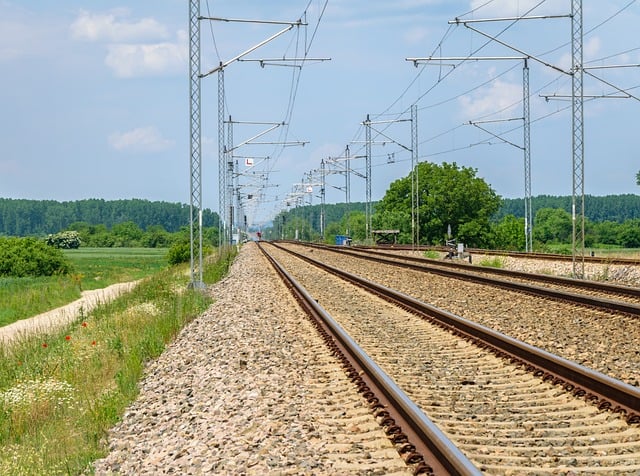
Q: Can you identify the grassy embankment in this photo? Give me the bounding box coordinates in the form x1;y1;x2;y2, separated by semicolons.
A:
0;248;167;327
0;246;236;475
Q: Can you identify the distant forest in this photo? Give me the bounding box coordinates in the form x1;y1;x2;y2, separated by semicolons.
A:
1;194;638;238
496;194;640;222
0;198;219;236
281;194;640;227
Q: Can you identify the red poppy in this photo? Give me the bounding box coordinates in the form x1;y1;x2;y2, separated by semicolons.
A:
65;335;71;341
42;343;48;348
91;341;96;346
81;322;88;328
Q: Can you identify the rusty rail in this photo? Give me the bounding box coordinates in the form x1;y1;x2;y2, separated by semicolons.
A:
269;241;640;424
258;242;482;476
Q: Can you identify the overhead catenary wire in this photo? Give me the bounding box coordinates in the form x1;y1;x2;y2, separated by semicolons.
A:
226;1;638;227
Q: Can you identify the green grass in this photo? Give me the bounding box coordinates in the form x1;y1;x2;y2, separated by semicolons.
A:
0;248;168;327
0;249;232;476
64;248;168;291
0;277;82;327
478;256;506;268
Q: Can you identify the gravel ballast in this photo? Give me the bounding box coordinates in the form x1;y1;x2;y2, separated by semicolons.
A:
92;243;412;475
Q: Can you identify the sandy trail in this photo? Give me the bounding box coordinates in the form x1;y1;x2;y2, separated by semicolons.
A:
0;281;138;347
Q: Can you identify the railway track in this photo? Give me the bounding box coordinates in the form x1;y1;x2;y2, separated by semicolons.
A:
278;242;639;389
259;241;640;474
370;244;640;266
293;242;640;312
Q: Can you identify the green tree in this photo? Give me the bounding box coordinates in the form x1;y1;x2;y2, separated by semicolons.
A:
374;161;501;246
141;225;172;248
637;170;640;186
111;221;143;247
533;208;572;244
492;215;525;251
618;219;640;247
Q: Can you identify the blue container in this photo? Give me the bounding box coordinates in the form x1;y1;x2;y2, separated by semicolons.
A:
335;235;350;246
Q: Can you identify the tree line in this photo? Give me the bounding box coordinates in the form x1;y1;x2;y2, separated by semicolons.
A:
0;198;219;236
497;194;640;223
264;162;640;251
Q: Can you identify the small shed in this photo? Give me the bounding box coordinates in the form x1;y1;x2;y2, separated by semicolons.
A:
371;229;400;245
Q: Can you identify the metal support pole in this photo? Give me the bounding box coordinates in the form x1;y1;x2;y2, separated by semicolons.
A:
320;158;326;240
234;159;240;239
571;0;585;278
411;104;419;248
345;144;351;237
217;65;227;248
188;0;204;289
523;59;533;253
227;116;235;244
364;114;372;241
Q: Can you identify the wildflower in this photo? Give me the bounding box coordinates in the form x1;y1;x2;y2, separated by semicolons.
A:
81;322;88;328
42;342;48;348
65;335;71;341
91;341;96;346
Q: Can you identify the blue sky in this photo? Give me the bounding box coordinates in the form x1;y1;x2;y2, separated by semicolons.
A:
1;1;639;227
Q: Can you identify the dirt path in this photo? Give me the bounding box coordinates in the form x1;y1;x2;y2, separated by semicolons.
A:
0;281;139;347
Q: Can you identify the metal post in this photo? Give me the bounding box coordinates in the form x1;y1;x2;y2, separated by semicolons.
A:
364;114;372;241
523;59;533;253
217;65;226;248
345;144;351;237
572;0;585;278
320;158;326;240
188;0;204;288
227;116;235;244
411;104;419;248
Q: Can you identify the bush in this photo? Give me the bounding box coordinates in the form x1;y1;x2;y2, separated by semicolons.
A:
0;237;73;277
167;242;191;265
46;231;81;249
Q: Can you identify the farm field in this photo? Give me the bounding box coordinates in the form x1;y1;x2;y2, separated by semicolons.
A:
0;248;168;327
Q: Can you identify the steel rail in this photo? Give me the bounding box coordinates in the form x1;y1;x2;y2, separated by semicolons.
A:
367;244;640;266
314;242;640;300
354;246;640;299
257;242;482;476
298;242;640;317
269;242;640;424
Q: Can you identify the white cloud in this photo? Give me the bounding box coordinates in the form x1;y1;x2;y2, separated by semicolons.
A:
109;126;174;153
105;34;187;78
458;79;522;120
403;26;428;45
70;9;168;43
70;9;186;78
0;3;63;62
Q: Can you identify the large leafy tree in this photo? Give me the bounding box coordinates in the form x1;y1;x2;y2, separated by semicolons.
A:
373;161;501;246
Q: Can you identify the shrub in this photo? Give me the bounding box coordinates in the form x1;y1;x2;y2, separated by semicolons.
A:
167;242;191;265
46;231;81;249
0;237;73;277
